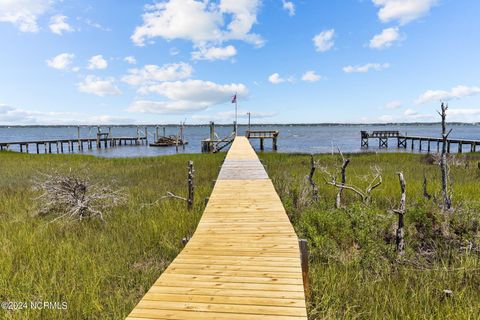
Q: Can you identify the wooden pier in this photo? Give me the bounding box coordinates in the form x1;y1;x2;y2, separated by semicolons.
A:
246;130;279;151
0;135;147;154
361;130;480;153
126;137;307;320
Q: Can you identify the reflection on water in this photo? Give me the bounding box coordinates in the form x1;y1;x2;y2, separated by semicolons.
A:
0;124;479;158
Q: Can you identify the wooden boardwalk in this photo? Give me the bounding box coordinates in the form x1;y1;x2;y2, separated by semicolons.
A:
127;137;307;320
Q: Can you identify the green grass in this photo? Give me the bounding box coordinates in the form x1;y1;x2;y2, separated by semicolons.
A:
1;150;479;319
0;151;223;319
260;152;480;320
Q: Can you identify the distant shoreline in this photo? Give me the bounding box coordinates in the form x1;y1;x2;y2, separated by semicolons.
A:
0;122;479;128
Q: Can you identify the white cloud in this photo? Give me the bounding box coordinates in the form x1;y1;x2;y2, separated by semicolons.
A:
385;100;402;109
404;108;417;116
282;0;295;16
447;108;480;117
372;0;437;25
46;53;77;71
131;0;263;47
343;63;390;73
124;56;137;65
77;75;121;96
369;27;400;49
301;71;322;82
122;62;193;86
415;85;480;105
87;55;108;70
49;14;74;35
268;73;293;84
313;29;335;52
0;104;134;125
191;45;237;61
0;0;51;32
128;79;248;114
378;115;394;123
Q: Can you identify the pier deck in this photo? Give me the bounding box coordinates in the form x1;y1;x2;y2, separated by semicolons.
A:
361;130;480;153
126;137;307;320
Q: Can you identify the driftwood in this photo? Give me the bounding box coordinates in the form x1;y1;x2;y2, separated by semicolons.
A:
438;103;452;210
33;170;125;223
393;172;407;255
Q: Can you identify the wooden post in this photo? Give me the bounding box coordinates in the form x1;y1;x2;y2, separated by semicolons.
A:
427;140;431;153
209;122;215;141
163;126;166;138
419;139;422;151
155;126;159;142
48;142;52;154
260;138;264;150
44;142;48;154
187;161;194;210
395;172;406;255
182;237;191;246
20;144;23;153
36;143;40;154
145;127;148;144
56;141;60;154
77;126;81;150
458;142;462;153
298;239;310;301
136;126;140;145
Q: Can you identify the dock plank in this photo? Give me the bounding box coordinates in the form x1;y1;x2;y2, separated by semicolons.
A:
126;137;307;319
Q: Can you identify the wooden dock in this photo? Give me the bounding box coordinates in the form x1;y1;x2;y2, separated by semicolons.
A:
0;136;147;154
246;130;279;151
126;137;307;320
361;130;480;153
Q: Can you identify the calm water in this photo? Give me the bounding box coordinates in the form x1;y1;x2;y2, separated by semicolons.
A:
0;124;479;158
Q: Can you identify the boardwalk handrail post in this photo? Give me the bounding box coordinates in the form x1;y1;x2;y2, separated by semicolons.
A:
299;239;310;301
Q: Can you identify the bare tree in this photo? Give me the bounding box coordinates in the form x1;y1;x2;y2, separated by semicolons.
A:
143;161;195;209
323;164;382;205
393;172;407;255
34;170;125;223
307;155;319;202
438;103;452;209
335;150;351;208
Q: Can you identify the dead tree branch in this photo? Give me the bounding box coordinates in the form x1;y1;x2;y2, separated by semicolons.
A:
336;150;351;208
307;155;319;202
439;102;452;210
33;170;125;223
423;173;432;200
393;172;407;255
142;161;195;210
322;157;382;205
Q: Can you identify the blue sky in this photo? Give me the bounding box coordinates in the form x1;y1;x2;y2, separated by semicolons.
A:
0;0;479;125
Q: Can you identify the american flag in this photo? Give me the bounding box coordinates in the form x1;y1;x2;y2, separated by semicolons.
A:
231;94;237;104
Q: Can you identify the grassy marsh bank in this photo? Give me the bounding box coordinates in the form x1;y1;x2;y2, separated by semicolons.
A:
0;152;223;319
0;150;479;319
261;152;480;319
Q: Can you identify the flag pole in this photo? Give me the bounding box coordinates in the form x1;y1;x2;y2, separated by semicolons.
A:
235;92;238;136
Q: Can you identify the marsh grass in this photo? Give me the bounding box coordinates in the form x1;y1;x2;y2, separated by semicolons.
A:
1;150;479;319
260;152;480;319
0;151;223;319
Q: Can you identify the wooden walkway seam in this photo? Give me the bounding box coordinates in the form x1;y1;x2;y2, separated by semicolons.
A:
126;136;307;320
